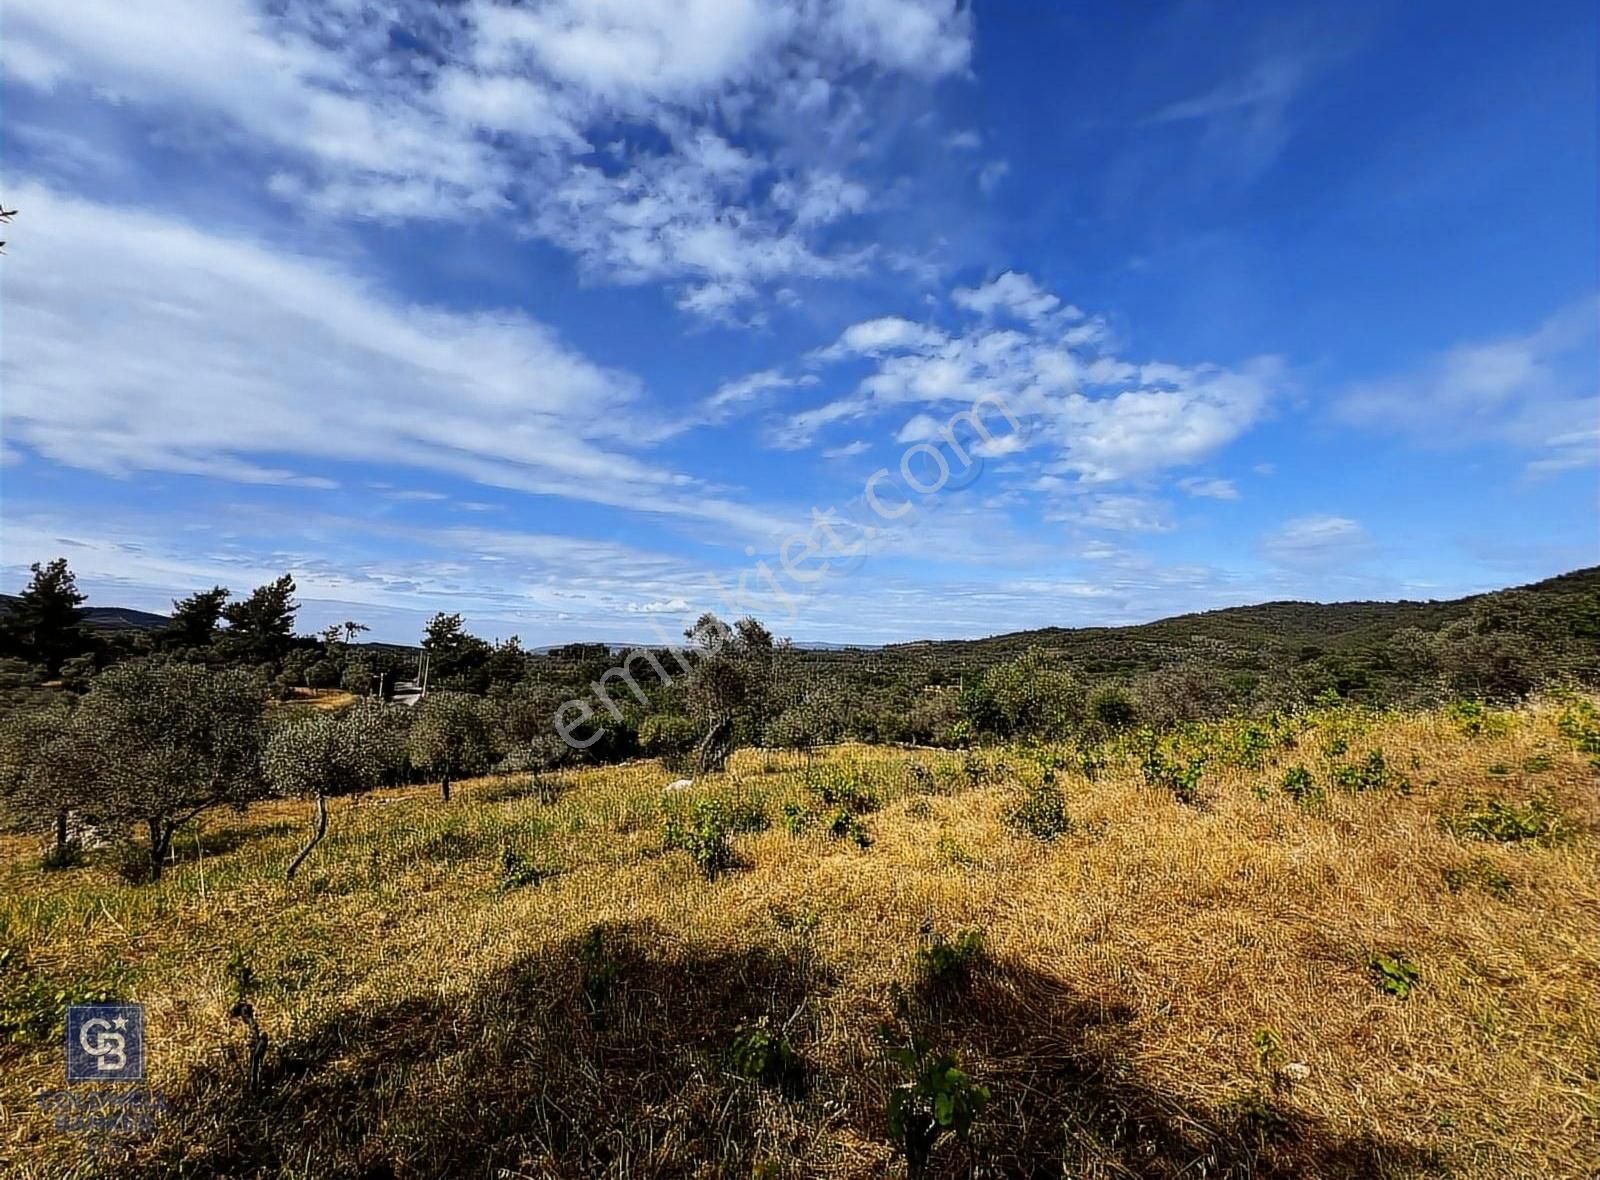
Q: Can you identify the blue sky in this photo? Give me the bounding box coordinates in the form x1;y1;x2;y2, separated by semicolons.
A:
1;0;1595;645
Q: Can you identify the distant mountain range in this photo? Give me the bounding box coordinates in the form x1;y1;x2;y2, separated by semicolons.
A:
2;566;1595;656
0;595;172;632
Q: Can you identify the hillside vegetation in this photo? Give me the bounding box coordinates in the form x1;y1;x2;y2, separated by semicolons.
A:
2;694;1597;1178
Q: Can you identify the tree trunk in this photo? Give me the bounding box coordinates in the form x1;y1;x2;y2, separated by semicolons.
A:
285;794;329;880
54;811;69;859
440;773;452;802
697;714;734;775
147;817;172;882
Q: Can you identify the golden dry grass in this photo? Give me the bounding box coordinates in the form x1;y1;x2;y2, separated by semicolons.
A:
0;698;1596;1178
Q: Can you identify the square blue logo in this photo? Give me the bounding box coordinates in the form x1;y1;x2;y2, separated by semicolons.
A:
66;1005;145;1083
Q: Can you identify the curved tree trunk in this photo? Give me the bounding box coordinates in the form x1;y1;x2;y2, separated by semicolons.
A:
696;713;735;774
285;793;329;880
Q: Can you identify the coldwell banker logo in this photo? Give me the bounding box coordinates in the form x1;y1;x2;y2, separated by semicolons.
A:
66;1005;145;1083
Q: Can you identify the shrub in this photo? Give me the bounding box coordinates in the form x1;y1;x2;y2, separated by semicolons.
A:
1280;766;1320;805
935;833;976;867
639;713;700;773
1447;699;1512;737
1234;723;1273;770
1330;749;1407;793
824;808;871;848
1089;686;1138;733
1006;776;1070;841
1139;734;1204;805
0;946;126;1045
578;926;620;1016
1369;951;1420;999
1441;857;1514;900
781;802;813;836
1557;699;1600;766
340;662;374;696
304;659;341;689
1445;797;1566;844
815;767;879;814
500;846;558;890
727;1022;804;1094
664;799;738;878
882;1031;990;1177
726;799;770;833
915;928;986;990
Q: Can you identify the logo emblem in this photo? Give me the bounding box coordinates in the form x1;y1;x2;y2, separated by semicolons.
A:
66;1005;145;1083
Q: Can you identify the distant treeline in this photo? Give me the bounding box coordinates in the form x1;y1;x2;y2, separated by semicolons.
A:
2;558;1597;767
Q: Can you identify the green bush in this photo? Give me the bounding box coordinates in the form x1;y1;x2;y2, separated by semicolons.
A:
824;807;871;848
664;799;738;878
1369;951;1420;999
1557;698;1600;766
727;1022;804;1094
1444;797;1565;844
882;1030;991;1177
578;925;620;1016
1006;776;1070;841
1447;699;1513;737
1089;686;1138;733
0;946;127;1045
1441;857;1514;900
781;801;813;836
1331;749;1407;793
500;846;558;890
815;767;879;815
1139;733;1204;805
915;928;986;989
1280;766;1320;805
640;713;700;773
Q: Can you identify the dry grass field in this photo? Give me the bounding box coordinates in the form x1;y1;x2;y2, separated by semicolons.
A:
1;697;1597;1178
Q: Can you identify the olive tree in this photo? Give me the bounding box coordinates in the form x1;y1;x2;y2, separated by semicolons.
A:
767;688;843;784
0;699;95;866
265;702;407;878
71;662;268;881
408;691;498;801
684;614;775;773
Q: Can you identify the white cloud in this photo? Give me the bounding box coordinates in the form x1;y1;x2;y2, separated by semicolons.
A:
4;0;974;322
1177;476;1240;500
1045;494;1173;534
1337;297;1599;476
821;440;871;459
815;316;949;360
952;271;1077;326
1261;515;1373;569
706;368;800;411
782;274;1281;483
628;597;691;615
977;159;1010;194
0;180;792;540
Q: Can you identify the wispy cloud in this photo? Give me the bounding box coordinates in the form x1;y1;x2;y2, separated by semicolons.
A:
0;180;792;541
1337;296;1600;476
1261;514;1374;570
